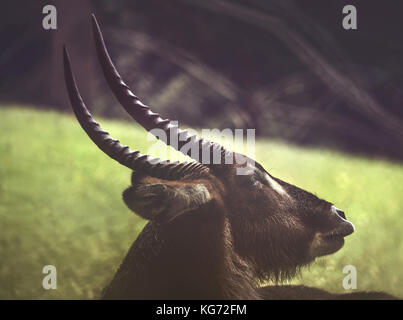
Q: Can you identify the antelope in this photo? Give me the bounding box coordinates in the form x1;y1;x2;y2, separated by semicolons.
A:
63;15;396;300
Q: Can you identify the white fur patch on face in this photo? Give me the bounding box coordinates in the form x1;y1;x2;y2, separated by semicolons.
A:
264;174;290;197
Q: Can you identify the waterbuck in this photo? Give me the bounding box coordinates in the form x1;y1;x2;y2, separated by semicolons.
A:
63;15;395;300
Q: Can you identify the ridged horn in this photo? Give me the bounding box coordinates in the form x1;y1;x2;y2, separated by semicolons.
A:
63;46;208;180
90;14;234;169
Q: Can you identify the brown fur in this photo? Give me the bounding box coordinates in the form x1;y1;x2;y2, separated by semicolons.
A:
64;15;396;300
101;157;397;299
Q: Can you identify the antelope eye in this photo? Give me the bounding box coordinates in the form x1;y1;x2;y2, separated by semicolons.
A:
248;179;261;187
238;173;261;187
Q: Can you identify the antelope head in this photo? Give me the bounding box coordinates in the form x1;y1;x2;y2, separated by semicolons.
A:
64;15;354;286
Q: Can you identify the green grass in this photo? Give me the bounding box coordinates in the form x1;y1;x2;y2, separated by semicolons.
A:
0;106;402;299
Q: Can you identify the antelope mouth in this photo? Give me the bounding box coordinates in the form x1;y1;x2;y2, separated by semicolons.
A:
323;221;355;240
310;221;355;258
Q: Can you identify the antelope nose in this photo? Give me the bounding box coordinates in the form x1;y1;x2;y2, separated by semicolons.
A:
330;205;355;237
331;205;347;220
336;209;346;220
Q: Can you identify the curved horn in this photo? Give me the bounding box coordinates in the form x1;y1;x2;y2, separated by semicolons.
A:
90;14;234;169
63;46;208;180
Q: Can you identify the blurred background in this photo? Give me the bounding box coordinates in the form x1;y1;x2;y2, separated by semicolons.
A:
0;0;402;299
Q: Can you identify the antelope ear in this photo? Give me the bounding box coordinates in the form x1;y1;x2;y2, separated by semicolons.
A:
123;182;212;222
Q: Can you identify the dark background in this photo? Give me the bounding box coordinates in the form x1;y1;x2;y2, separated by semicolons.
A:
1;0;403;160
